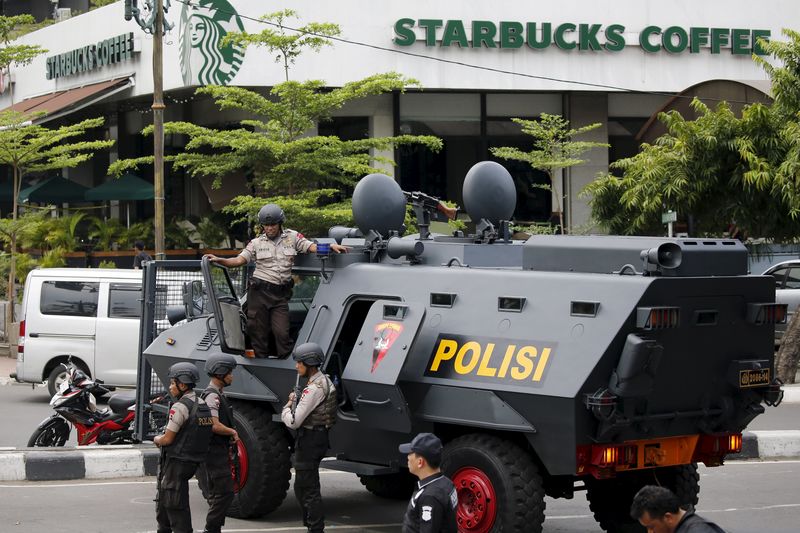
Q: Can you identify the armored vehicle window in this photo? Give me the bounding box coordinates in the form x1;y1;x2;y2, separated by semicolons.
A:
430;292;456;308
109;284;142;319
571;301;599;317
40;281;99;317
289;273;321;341
498;296;526;312
786;268;800;289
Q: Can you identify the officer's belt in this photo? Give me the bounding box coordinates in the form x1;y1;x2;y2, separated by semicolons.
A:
250;278;293;292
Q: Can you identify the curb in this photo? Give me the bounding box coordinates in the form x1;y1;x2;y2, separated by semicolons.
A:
0;444;160;482
729;430;800;461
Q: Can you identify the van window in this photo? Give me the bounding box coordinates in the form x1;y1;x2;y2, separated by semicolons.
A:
40;281;100;317
109;284;142;318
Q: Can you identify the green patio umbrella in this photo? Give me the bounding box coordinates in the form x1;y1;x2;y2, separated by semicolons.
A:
84;173;154;227
18;176;90;204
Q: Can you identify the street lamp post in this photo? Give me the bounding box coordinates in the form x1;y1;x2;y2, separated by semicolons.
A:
125;0;172;259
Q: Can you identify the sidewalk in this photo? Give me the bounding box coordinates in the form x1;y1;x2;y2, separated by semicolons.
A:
1;354;799;482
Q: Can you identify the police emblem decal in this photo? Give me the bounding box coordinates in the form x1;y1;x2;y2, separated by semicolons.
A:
372;322;403;372
421;505;433;521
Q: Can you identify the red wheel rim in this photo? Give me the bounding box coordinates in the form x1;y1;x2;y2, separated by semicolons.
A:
233;439;248;492
452;467;497;533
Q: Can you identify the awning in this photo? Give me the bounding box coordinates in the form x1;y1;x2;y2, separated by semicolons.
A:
3;76;133;123
85;173;154;201
19;176;90;204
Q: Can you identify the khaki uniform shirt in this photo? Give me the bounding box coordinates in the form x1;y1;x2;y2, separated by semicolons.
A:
281;372;335;430
239;230;314;285
204;382;221;419
165;390;205;433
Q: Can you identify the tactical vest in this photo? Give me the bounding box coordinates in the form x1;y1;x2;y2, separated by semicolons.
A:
201;387;235;449
165;396;213;463
307;375;337;428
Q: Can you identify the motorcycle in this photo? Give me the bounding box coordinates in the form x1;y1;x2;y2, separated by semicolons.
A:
27;362;146;447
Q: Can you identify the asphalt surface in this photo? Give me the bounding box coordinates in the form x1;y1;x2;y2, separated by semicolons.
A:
1;462;799;532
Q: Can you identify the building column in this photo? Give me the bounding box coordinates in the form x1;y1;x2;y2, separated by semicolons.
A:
564;93;609;233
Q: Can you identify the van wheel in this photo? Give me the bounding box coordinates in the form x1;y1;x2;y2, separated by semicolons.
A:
46;363;86;398
358;471;416;499
586;464;700;533
442;434;545;533
226;401;292;519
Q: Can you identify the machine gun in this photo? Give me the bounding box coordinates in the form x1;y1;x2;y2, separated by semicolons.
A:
403;190;459;240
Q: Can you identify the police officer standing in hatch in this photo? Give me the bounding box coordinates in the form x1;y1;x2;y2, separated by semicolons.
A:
153;362;213;533
281;342;337;533
399;433;458;533
197;354;239;533
205;204;347;359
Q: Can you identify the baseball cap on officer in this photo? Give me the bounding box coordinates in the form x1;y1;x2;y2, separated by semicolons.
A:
258;203;285;226
168;362;200;386
292;342;325;367
399;433;443;463
205;353;237;377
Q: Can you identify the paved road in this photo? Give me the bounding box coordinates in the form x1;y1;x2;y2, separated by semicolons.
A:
0;462;798;532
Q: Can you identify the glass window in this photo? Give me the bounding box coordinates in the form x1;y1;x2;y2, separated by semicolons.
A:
785;268;800;289
109;284;142;319
318;116;369;141
40;281;99;317
770;267;788;288
400;93;481;136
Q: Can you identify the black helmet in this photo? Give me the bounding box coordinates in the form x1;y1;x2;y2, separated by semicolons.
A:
168;362;200;385
258;203;285;225
205;354;237;377
292;342;325;367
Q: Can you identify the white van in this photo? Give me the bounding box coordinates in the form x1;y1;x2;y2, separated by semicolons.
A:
16;268;144;396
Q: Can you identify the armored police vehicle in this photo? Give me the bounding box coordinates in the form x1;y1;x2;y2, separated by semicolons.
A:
135;161;784;533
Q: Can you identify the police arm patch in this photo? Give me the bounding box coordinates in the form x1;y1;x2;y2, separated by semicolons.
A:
421;505;433;521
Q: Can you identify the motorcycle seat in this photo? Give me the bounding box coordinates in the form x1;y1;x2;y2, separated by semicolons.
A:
108;391;137;414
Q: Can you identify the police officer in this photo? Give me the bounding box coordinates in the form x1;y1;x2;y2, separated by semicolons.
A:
399;433;458;533
280;342;337;533
197;354;239;533
205;204;346;358
153;362;213;533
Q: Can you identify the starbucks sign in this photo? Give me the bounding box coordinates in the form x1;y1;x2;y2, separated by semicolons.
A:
45;33;137;80
393;19;771;55
178;0;246;86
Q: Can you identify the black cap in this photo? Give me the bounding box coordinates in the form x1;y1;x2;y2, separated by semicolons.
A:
398;433;443;462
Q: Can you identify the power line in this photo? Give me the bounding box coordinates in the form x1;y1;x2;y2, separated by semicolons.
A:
171;0;766;105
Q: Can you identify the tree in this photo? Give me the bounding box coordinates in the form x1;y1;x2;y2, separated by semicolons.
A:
0;110;114;326
0;15;47;101
583;29;800;239
490;114;609;233
110;10;441;236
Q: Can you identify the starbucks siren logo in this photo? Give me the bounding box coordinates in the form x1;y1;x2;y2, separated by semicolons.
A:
179;0;245;85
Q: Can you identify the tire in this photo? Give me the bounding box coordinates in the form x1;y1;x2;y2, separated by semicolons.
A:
27;416;70;447
46;364;70;398
586;463;700;533
226;401;292;519
358;471;416;499
441;434;545;533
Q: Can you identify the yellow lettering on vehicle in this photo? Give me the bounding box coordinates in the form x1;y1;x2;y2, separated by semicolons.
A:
426;335;556;384
429;338;458;371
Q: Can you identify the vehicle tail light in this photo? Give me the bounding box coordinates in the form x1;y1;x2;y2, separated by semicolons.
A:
746;303;787;325
636;307;680;330
18;320;25;355
693;432;743;466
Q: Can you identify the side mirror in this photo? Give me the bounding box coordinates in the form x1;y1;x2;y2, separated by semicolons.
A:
182;280;206;318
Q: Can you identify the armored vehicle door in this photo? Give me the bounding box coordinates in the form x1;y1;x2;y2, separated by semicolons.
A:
203;258;246;355
341;300;424;433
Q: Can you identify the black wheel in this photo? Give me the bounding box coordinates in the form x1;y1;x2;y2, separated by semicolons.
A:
226;401;292;519
586;464;700;533
27;417;70;447
46;364;69;398
358;471;416;499
441;434;545;533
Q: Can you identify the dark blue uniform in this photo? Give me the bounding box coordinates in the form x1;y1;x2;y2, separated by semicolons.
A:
402;472;458;533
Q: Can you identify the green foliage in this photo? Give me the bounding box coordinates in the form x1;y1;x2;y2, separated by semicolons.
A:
512;223;558;236
97;260;117;269
88;217;124;251
120;220;155;249
0;210;50;249
45;212;86;251
221;9;341;82
196;216;228;249
490;114;609;233
166;219;193;249
39;248;67;268
0;15;47;69
90;0;117;9
584;29;800;240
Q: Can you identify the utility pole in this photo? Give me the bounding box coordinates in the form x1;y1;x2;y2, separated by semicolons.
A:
125;0;172;259
152;0;165;259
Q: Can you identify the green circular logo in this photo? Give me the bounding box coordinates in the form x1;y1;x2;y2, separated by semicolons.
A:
179;0;246;85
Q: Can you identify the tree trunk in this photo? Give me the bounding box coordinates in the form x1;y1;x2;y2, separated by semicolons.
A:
6;165;20;334
775;304;800;384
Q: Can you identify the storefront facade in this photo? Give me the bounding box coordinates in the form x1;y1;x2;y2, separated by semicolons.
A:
1;0;796;230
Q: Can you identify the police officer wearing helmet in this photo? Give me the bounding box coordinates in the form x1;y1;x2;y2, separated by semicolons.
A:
205;204;346;358
281;342;337;533
154;362;213;533
197;354;239;533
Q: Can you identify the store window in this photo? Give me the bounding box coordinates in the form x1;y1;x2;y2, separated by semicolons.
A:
318;116;370;141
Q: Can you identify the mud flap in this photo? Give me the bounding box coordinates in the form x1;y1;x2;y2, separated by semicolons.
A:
342;300;424;433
